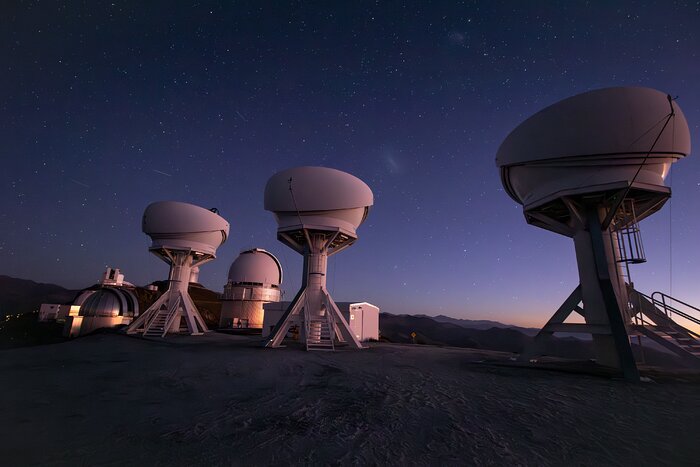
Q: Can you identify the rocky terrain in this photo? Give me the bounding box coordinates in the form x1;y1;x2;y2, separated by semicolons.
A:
1;333;698;466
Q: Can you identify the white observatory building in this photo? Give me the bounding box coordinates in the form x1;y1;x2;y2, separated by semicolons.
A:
127;201;230;338
497;86;695;379
54;267;139;337
220;248;283;329
263;166;374;350
63;286;139;337
39;267;130;323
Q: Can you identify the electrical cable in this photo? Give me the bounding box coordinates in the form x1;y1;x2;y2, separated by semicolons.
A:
620;95;676;199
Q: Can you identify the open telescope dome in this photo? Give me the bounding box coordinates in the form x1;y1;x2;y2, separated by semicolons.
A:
496;87;690;207
264;166;373;234
228;248;282;286
79;288;138;318
142;201;230;256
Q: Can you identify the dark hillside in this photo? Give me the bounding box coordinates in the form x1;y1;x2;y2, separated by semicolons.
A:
0;276;79;318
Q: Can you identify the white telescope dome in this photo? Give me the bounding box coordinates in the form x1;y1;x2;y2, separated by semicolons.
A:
264;166;373;234
142;201;230;256
228;248;283;286
79;288;138;318
496;87;690;206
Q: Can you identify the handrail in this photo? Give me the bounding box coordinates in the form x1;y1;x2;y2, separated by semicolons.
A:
627;288;700;339
626;290;657;327
651;291;700;328
161;295;182;337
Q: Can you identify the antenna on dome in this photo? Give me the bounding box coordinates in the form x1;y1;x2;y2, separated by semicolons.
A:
496;87;692;380
263;166;374;350
667;94;677;115
288;176;305;227
127;201;230;338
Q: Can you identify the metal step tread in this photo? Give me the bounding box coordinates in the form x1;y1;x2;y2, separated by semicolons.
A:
306;319;334;350
142;310;171;337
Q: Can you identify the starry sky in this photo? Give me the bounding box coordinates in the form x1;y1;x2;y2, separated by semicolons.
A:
2;1;700;327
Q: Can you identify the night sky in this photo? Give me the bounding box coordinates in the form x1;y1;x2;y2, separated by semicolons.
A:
2;1;699;327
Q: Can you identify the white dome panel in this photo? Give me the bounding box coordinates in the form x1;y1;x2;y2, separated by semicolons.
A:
264;166;373;213
496;87;690;168
496;87;690;206
228;248;283;286
142;201;230;255
79;288;138;318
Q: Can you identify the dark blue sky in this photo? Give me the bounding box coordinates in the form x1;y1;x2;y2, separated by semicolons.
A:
2;1;699;326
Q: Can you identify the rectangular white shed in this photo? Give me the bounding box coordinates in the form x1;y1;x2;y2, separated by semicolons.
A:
336;302;380;342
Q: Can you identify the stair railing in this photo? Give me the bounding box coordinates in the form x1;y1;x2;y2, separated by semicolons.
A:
650;292;700;337
627;291;655;328
304;313;311;350
158;295;181;337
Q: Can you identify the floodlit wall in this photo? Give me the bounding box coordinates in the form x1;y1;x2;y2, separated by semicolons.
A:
221;300;265;328
61;286;138;337
220;284;281;329
63;315;133;338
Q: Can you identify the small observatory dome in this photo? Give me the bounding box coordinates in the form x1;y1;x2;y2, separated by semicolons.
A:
228;248;283;287
142;201;230;256
220;248;283;329
264;166;374;235
79;288;139;318
496;87;690;208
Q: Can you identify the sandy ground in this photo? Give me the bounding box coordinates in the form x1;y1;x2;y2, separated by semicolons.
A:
1;333;699;466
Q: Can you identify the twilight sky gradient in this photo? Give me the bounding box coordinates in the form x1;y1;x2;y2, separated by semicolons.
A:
2;1;699;327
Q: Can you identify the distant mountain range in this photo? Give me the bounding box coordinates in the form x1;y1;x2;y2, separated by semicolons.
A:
415;313;592;340
0;275;79;318
415;313;540;335
380;312;590;357
378;312;684;367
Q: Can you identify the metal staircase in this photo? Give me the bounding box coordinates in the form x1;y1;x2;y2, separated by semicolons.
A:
306;318;334;351
142;299;179;338
605;204;700;367
636;326;700;358
627;288;700;367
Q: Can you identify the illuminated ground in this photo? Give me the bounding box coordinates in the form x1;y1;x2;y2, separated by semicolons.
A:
1;333;698;466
